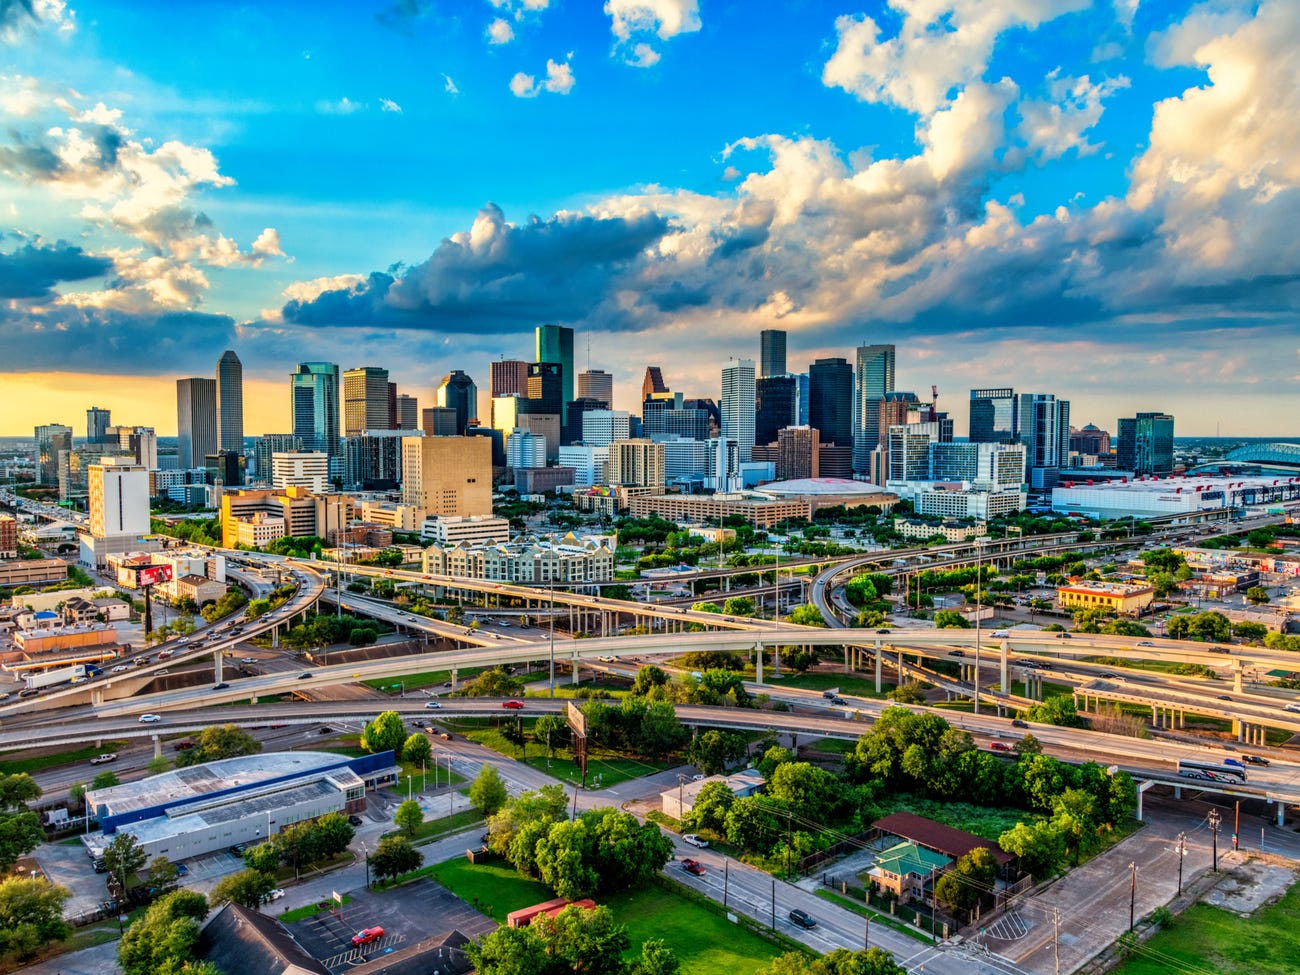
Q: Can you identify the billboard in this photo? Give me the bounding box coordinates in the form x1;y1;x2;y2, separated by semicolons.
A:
566;701;587;740
135;564;174;587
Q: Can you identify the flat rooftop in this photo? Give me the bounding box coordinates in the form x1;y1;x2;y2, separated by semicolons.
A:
1055;472;1300;495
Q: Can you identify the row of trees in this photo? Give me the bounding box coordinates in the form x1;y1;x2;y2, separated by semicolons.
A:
359;710;433;765
486;786;674;899
119;889;216;975
469;903;681;975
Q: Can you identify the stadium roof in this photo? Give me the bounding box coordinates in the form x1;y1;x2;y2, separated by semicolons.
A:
759;478;890;497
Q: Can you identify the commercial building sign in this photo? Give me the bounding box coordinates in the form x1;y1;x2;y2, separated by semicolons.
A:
135;564;174;587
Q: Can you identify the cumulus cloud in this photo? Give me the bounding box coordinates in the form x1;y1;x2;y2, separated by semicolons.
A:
0;238;110;299
1011;70;1130;166
486;17;514;44
508;57;574;98
0;0;74;43
605;0;699;65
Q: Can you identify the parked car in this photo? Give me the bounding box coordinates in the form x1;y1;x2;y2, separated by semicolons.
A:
352;926;385;946
683;834;708;848
502;700;525;709
264;888;285;902
681;858;705;876
348;815;364;826
92;858;107;873
788;908;817;929
176;863;189;877
174;739;196;751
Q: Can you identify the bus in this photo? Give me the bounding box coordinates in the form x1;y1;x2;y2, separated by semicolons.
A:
1177;759;1246;783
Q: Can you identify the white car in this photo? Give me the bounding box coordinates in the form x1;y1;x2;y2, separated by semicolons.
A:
265;888;285;902
424;700;442;709
138;713;161;723
683;834;709;848
110;665;130;673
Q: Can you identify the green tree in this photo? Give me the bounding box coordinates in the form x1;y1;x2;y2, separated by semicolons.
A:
1022;696;1084;728
395;799;424;837
243;841;282;875
68;782;87;812
1166;615;1190;640
631;665;669;697
0;774;40;811
769;762;841;823
535;819;597;898
145;855;179;889
360;711;407;759
462;668;525;698
934;610;971;629
1146;571;1178;598
210;868;275;909
786;604;827;627
370;835;422;882
533;714;567;758
687;730;747;775
1013;733;1043;757
146;755;171;775
486;785;568;859
756;744;795;780
722;597;756;617
175;724;262;767
631;938;681;975
118;889;211;975
0;876;72;961
92;770;121;790
403;732;432;767
1051;787;1100;865
311;812;355;858
998;820;1065;878
758;948;906;975
888;681;926;704
683;781;735;835
1246;586;1270;605
103;831;148;891
934;847;997;920
1233;620;1268;643
470;764;509;817
532;904;631;975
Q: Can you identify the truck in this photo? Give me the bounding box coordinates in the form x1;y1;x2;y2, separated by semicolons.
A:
89;752;117;765
24;664;87;691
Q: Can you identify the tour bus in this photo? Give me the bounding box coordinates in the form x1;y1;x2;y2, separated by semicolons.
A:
1177;759;1246;783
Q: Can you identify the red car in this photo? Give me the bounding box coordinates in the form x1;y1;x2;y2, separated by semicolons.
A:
990;741;1011;752
352;926;384;947
502;700;525;709
681;858;705;876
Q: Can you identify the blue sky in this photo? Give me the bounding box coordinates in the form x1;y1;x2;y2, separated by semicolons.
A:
1;0;1297;436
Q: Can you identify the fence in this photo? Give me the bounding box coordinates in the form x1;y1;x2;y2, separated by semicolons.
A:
797;829;876;875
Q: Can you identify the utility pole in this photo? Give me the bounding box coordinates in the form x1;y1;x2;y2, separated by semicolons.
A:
1176;832;1186;895
770;878;776;932
1129;862;1137;932
1209;808;1221;872
724;859;729;909
1053;908;1060;975
1233;800;1240;851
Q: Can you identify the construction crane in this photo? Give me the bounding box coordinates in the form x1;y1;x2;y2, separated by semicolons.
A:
929;384;939;421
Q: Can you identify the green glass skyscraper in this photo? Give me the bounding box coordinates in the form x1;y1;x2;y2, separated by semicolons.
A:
535;324;574;425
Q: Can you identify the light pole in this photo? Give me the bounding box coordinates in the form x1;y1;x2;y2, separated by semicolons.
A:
1209;808;1221;871
548;575;556;698
334;498;343;619
973;535;991;714
360;840;370;889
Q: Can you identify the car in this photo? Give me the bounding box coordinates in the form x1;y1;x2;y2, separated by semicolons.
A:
1011;719;1029;729
110;665;129;674
424;700;442;709
213;682;230;690
139;713;161;723
230;844;246;855
319;726;334;734
681;858;705;876
989;741;1011;752
173;739;196;751
992;630;1009;638
352;926;385;947
176;863;189;877
1285;703;1300;714
439;732;453;740
683;834;709;848
155;669;170;676
239;657;255;664
830;697;847;706
348;815;364;826
1242;755;1270;766
949;649;964;657
264;888;285;902
1223;758;1245;770
443;680;453;687
157;650;173;659
875;628;891;634
1207;646;1231;655
1137;641;1154;647
1099;672;1118;679
1217;695;1233;702
297;672;313;679
788;908;817;929
1056;632;1072;639
89;753;118;765
92;858;107;873
502;700;525;709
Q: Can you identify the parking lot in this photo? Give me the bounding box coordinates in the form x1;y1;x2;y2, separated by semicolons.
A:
287;876;494;972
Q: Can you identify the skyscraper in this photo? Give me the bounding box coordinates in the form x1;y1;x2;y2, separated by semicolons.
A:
720;358;756;463
216;350;244;452
577;369;614;407
34;424;72;486
395;394;420;430
809;357;854;448
422;407;460;437
176;377;217;469
490;359;529;398
343;366;391;435
1017;393;1071;489
436;370;478;436
86;406;111;444
290;362;341;472
969;388;1017;443
642;366;669;402
853;344;895;473
755;376;798;447
535;324;574;424
760;329;787;379
1117;412;1174;475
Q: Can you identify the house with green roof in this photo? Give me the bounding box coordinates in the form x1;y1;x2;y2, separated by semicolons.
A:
867;840;952;904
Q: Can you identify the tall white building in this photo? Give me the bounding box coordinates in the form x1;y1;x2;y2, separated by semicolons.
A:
89;458;150;538
853;344;895;473
271;452;330;493
721;358;756;463
505;430;547;470
558;445;609;487
581;410;630;446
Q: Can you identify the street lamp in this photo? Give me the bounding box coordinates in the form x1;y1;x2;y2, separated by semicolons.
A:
360;840;371;890
548;574;556;698
973;535;992;714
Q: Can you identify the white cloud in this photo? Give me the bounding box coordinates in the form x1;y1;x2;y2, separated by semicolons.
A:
605;0;699;65
1011;70;1130;165
380;98;402;113
509;71;537;98
822;1;1089;116
316;96;364;114
443;74;460;96
1146;0;1255;68
1;0;75;44
0;75;47;116
281;273;365;304
251;228;284;259
486;17;514;44
508;57;574;98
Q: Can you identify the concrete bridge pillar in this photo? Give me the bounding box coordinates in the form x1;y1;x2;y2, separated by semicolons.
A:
91;688;104;708
451;668;458;690
214;650;223;682
844;647;851;675
999;641;1008;701
773;646;781;680
1152;704;1159;727
1279;803;1286;827
571;651;580;685
1235;720;1243;741
874;641;882;694
271;624;279;649
755;644;764;685
1234;666;1244;694
153;734;162;758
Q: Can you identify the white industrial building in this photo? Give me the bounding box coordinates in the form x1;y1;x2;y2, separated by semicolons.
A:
1051;473;1300;520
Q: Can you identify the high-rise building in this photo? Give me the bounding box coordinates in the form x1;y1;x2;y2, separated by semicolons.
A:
343;366;391;436
579;410;631;446
565;397;607;444
759;329;787;379
878;391;923;446
86;406;111;444
1116;413;1174;475
969;388;1017;443
251;434;302;481
176;377;218;469
853;344;895;472
422;406;460;437
205;451;245;487
435;370;477;436
388;381;398;429
0;515;16;559
216;350;244;452
34;424;72;486
1069;424;1111;458
607;439;665;490
755;376;798;447
506;430;548;470
536;324;574;424
271;452;330;493
395;394;420;430
108;425;158;469
643;396;711;442
345;430;420;489
88;457;149;539
577;369;613;407
1017;393;1071;489
809;357;854;448
401;436;493;518
642;366;669;402
291;363;341;474
720;358;756;463
887;422;941;483
776;426;820;481
490;359;530;398
525;362;563;415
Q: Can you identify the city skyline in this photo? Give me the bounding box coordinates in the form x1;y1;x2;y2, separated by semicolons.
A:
2;2;1298;436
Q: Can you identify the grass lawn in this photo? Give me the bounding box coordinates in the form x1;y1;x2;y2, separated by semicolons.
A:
884;798;1041;842
280;894;352;924
363;666;487;692
384;808;483;844
0;741;127;775
428;857;787;975
1112;882;1300;975
455;722;674;789
778;672;893;697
